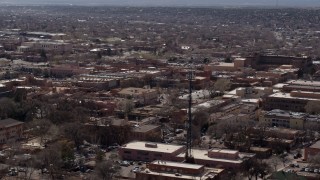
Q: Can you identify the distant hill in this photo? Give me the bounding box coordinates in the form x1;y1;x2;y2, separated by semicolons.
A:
2;0;320;7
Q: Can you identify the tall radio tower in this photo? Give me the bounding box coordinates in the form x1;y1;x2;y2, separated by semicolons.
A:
185;70;195;164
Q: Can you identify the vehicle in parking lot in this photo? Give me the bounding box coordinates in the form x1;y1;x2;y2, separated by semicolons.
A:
120;161;130;167
131;166;140;173
175;129;183;134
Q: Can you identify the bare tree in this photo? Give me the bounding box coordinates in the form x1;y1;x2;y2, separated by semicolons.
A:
242;159;270;180
305;101;320;115
0;97;16;119
28;119;52;145
213;78;231;93
118;99;134;118
94;160;121;180
269;156;281;172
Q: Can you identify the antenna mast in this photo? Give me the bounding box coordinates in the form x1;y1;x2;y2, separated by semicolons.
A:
185;70;195;163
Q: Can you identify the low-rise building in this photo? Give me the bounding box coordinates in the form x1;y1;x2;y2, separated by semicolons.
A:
264;91;320;112
0;118;24;145
305;140;320;161
259;109;306;129
118;141;185;162
130;125;162;141
19;41;72;53
117;87;158;105
136;161;225;180
175;149;255;170
282;80;320;93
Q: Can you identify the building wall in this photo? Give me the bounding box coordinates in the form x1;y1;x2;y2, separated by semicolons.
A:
135;173;193;180
194;159;241;170
119;146;185;162
0;124;23;144
147;163;204;175
208;151;239;160
130;126;162;141
23;42;72;53
264;97;307;112
259;115;304;130
304;147;320;161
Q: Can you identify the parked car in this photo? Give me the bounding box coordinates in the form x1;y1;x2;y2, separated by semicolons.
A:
120;161;130;167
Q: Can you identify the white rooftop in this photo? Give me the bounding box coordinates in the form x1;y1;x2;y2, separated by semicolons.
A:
152;161;203;169
122;141;184;154
177;149;243;164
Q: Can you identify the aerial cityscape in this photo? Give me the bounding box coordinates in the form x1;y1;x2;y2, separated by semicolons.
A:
0;2;320;180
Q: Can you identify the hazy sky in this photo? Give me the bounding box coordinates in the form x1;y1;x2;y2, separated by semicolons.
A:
2;0;320;7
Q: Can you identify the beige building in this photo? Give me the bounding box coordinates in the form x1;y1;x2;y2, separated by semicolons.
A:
264;91;320;112
205;58;248;72
136;161;225;180
19;41;72;53
259;109;306;129
175;149;255;170
0;118;24;145
119;141;185;162
130;125;162;141
117;87;158;105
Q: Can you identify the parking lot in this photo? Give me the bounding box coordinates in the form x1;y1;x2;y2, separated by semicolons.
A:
118;161;146;179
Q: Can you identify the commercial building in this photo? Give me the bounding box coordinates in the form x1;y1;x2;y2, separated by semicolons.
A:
130;125;162;141
264;91;320;112
19;41;72;53
259;109;306;129
282;80;320;92
117;87;159;105
249;55;312;70
136;161;225;180
0;118;24;145
305;140;320;161
175;149;255;170
118;141;185;162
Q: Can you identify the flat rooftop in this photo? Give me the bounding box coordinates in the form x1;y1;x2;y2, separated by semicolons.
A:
268;92;320;101
287;80;320;87
118;87;157;95
132;125;160;133
121;141;184;154
210;149;238;154
138;169;215;180
0;118;24;128
177;149;244;164
151;161;204;170
265;109;306;118
310;140;320;149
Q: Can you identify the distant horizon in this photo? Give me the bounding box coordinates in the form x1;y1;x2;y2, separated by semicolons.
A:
1;0;320;8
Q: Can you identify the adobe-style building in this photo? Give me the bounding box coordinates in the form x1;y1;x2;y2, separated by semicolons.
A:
264;91;320;112
0;118;24;145
305;140;320;161
282;80;320;93
19;41;72;54
259;109;306;129
130;125;162;141
136;161;225;180
118;141;185;162
117;87;159;105
175;149;255;170
248;54;312;70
